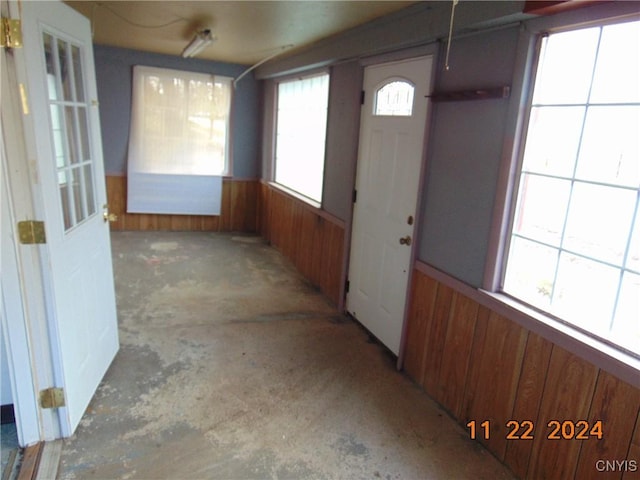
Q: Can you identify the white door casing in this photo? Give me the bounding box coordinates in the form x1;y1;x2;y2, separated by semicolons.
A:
2;0;60;444
1;143;42;446
347;56;433;355
18;0;119;436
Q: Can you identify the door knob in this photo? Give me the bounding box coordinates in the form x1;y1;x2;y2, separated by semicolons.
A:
103;205;118;223
399;235;412;246
103;211;118;222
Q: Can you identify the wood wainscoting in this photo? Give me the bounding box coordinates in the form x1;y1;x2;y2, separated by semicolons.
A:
258;182;345;306
105;175;257;232
404;265;640;480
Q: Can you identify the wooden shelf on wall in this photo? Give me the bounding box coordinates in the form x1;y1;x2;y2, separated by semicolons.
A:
427;86;510;102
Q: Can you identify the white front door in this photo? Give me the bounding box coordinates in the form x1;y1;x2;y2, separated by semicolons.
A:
347;56;433;354
19;0;119;436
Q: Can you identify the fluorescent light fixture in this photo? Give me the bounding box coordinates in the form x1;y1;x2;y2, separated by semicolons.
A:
181;29;215;58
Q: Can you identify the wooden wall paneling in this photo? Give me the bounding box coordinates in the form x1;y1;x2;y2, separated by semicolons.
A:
328;222;345;305
138;213;157;231
290;200;304;267
267;189;279;244
318;219;331;299
421;283;454;397
503;332;553;478
264;182;272;238
256;183;263;235
319;221;343;305
280;194;295;259
258;182;271;240
256;184;345;306
256;182;264;235
437;291;479;417
575;371;640;480
229;180;257;233
244;181;258;233
296;209;319;282
219;179;232;231
462;310;528;461
123;212;140;230
157;214;172;231
284;198;297;261
105;176;126;230
204;215;219;232
403;270;439;385
277;191;290;248
527;346;599;480
290;200;302;262
309;216;325;287
624;411;640;480
169;214;191;231
268;189;284;247
230;180;246;232
105;176;259;232
192;216;201;231
193;215;205;231
275;192;291;256
278;192;290;252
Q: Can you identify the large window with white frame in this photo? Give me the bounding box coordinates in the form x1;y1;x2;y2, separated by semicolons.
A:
127;65;232;215
274;72;329;204
502;19;639;356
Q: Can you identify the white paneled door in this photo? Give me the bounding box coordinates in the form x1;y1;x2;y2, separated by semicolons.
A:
20;0;119;436
347;56;433;354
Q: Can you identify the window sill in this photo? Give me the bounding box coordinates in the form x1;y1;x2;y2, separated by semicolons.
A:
265;181;346;229
414;261;640;388
268;182;322;210
480;290;640;385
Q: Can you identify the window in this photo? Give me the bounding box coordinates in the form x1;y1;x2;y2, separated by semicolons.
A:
503;20;639;356
127;66;232;215
44;33;97;231
274;73;329;203
374;80;415;116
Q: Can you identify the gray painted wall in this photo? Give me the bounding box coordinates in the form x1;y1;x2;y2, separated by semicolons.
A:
256;1;528;79
259;18;522;288
419;26;519;287
94;45;260;178
323;62;363;221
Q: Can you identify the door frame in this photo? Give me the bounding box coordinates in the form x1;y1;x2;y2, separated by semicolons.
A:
1;0;63;444
342;45;438;369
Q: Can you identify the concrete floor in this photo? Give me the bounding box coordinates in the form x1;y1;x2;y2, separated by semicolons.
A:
58;231;515;479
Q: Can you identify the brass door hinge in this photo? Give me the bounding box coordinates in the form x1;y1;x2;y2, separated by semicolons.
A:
18;220;46;244
1;17;22;49
40;387;65;409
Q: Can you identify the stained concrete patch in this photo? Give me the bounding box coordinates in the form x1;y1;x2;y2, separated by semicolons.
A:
149;241;179;252
231;235;266;244
334;433;370;459
57;232;516;480
59;344;192;478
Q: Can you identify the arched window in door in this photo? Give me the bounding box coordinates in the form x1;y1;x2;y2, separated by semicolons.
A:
374;80;415;116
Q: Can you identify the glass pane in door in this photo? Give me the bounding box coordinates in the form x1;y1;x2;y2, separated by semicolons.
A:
58;39;74;102
71;45;85;103
43;31;98;232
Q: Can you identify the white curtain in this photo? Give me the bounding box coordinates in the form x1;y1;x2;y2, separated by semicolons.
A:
275;73;329;203
127;65;231;215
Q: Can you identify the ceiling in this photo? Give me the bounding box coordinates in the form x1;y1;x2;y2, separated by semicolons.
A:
65;1;416;65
